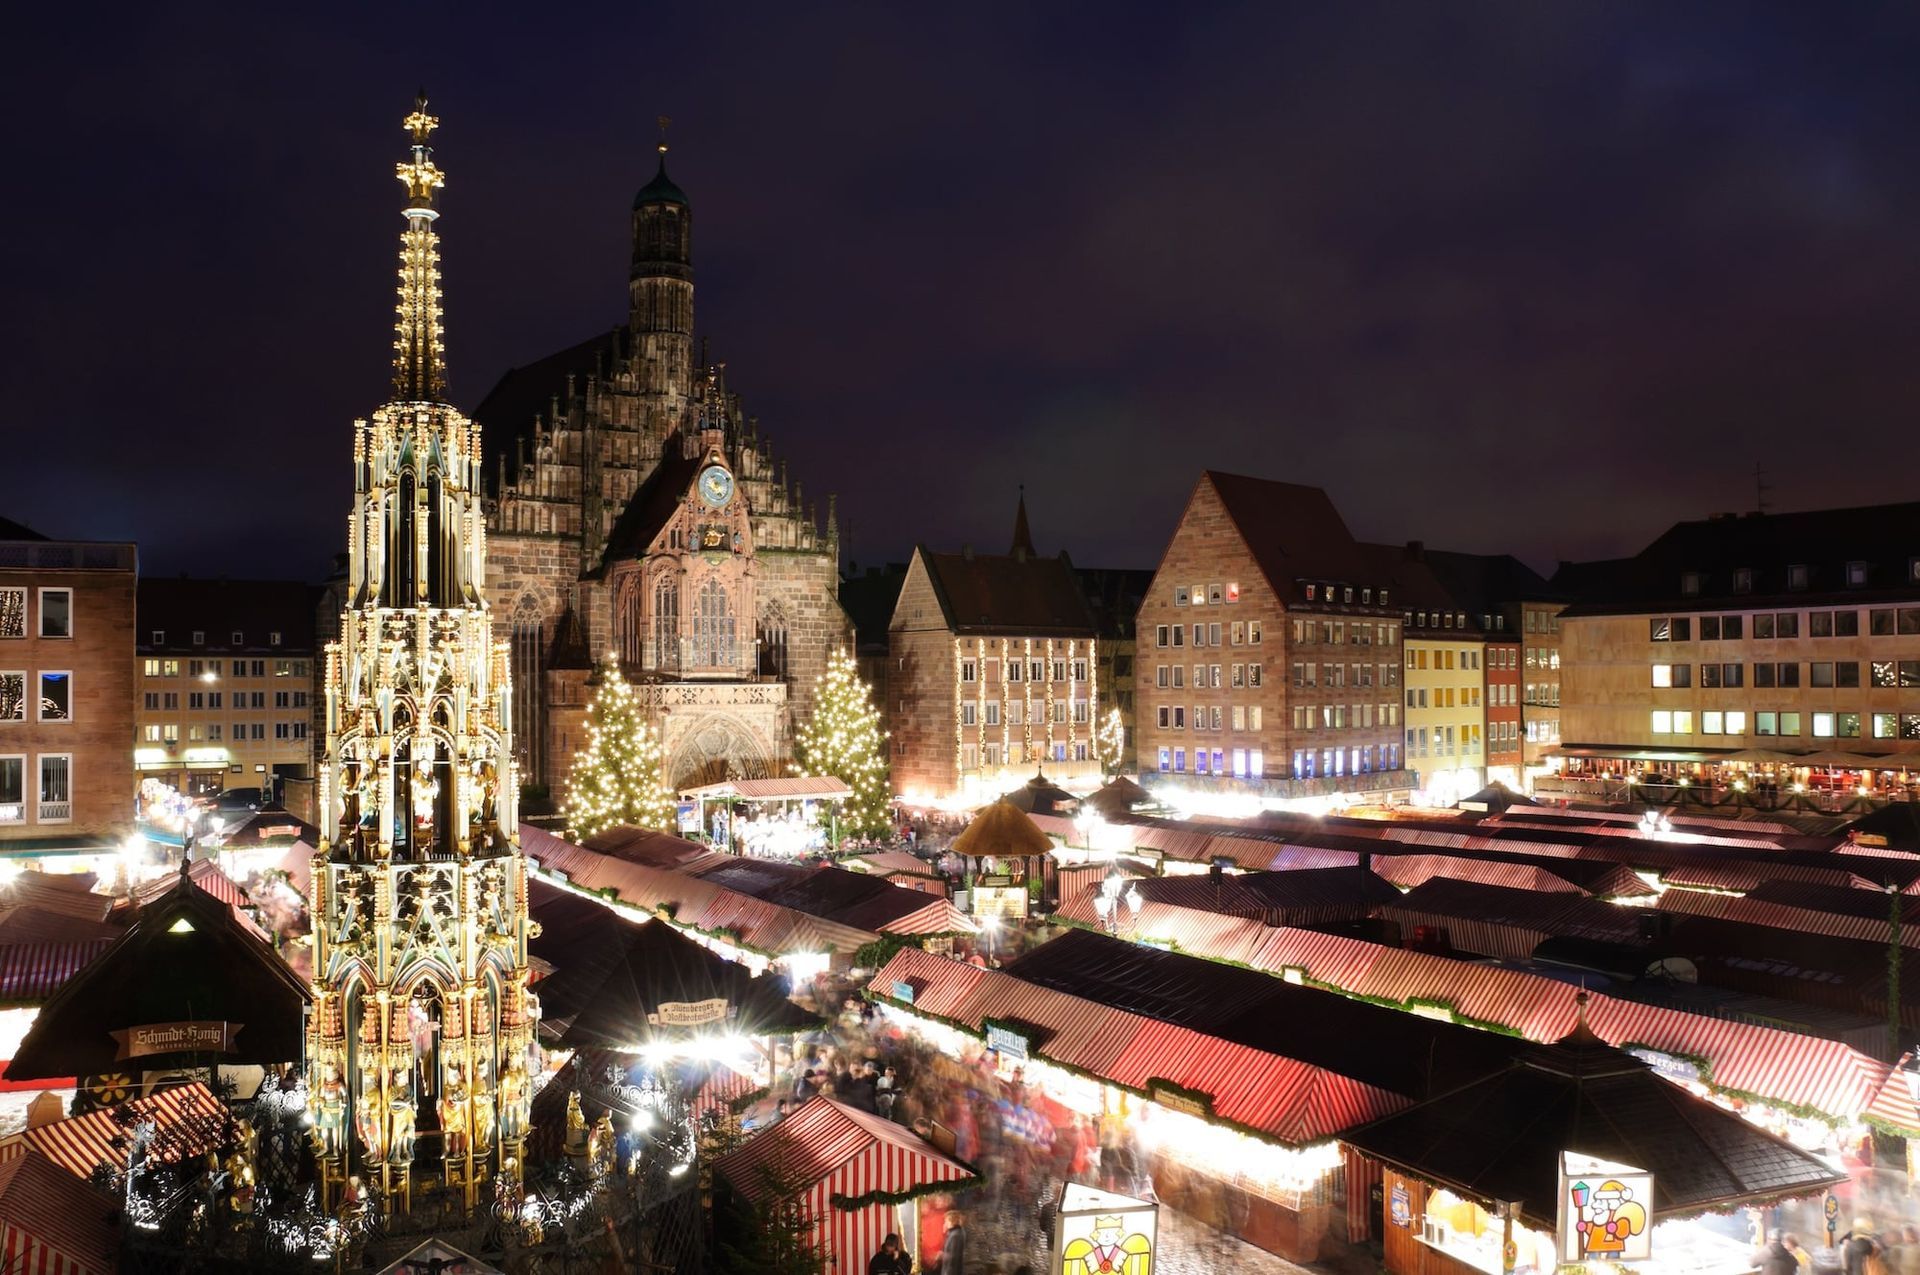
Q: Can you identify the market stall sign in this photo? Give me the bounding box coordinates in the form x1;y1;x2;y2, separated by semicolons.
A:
986;1025;1029;1061
1145;1079;1213;1118
649;998;729;1027
111;1020;243;1061
1054;1182;1157;1275
1557;1151;1652;1265
1627;1047;1702;1085
1389;1180;1411;1228
892;980;916;1005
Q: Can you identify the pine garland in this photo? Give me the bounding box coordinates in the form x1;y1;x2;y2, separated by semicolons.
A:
795;649;891;840
562;656;676;840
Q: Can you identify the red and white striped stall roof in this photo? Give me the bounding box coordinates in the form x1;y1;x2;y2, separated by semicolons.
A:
1368;853;1590;895
877;897;976;937
1105;1019;1410;1144
1581;997;1890;1118
0;942;112;1005
0;1147;117;1274
716;1096;976;1272
6;1083;225;1181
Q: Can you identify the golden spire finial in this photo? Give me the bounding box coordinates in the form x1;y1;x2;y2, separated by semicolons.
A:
657;114;671;157
397;92;445;214
404;91;439;144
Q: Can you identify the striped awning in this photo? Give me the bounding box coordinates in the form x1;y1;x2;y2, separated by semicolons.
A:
0;1147;118;1274
877;897;977;937
716;1096;978;1272
0;942;112;1005
1105;1019;1409;1144
12;1083;225;1181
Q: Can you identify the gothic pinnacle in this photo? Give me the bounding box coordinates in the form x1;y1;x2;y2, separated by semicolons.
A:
392;92;449;403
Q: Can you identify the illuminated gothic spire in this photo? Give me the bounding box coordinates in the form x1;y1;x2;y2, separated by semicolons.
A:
392;93;448;403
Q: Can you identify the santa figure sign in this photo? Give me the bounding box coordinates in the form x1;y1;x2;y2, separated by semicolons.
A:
1557;1151;1653;1265
1055;1182;1156;1275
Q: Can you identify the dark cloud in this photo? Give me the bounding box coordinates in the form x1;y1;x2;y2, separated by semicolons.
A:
4;2;1919;577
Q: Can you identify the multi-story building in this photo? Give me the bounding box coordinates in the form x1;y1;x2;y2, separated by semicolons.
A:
1520;599;1566;778
1556;502;1920;785
888;506;1102;807
1398;598;1489;804
0;518;136;853
133;578;321;798
1134;473;1412;811
1421;551;1555;792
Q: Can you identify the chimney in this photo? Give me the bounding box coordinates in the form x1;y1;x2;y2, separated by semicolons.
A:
961;544;974;561
1404;540;1425;561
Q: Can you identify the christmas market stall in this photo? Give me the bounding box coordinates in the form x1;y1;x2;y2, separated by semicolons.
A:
679;776;851;857
7;862;310;1107
1342;1002;1848;1275
529;878;820;1086
713;1095;980;1269
952;798;1056;921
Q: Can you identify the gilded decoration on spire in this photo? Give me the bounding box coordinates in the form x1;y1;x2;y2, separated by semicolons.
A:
392;93;448;403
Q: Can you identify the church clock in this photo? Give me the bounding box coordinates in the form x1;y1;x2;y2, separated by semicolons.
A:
698;464;734;508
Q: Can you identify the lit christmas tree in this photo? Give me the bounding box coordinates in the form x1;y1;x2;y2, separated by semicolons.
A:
562;656;676;840
795;649;890;841
1096;706;1127;776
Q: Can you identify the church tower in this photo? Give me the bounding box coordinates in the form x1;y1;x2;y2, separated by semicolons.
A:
307;97;536;1214
629;120;694;409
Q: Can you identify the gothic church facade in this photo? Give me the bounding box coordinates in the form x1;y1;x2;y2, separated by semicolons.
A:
475;142;850;792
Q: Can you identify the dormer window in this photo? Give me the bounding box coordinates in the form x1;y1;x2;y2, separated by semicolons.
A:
1787;564;1809;591
1847;561;1869;587
1732;568;1752;594
1380;590;1389;605
1362;588;1372;604
1305;585;1316;601
1681;572;1702;596
1343;587;1354;603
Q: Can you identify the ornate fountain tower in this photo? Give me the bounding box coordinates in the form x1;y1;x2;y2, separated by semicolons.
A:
307;97;535;1214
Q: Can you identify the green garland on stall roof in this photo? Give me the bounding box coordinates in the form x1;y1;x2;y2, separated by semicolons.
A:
726;1085;771;1114
828;1171;987;1212
1142;1075;1216;1114
979;1016;1045;1047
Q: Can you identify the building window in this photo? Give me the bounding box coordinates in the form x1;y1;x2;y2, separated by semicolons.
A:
37;589;71;639
1787;564;1809;591
37;754;70;822
0;755;21;824
1846;561;1869;587
0;590;22;640
1680;572;1702;596
690;579;735;667
1174;586;1189;606
961;660;977;682
1732;568;1752;594
1813;712;1835;738
1651;664;1672;688
270;631;283;645
37;672;70;721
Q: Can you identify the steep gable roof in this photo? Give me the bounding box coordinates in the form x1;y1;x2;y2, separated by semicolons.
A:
594;441;705;574
911;547;1097;636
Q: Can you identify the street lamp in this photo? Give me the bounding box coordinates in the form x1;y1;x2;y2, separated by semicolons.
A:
980;914;1001;963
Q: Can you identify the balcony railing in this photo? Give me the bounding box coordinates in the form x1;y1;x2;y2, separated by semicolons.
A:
0;804;23;825
629;637;753;677
36;801;70;822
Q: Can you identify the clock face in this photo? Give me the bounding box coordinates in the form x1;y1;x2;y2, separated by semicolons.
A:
698;464;734;508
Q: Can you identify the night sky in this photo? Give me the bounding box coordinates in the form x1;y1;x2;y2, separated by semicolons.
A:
7;3;1920;580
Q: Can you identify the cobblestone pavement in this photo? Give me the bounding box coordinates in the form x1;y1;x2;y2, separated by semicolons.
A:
968;1182;1316;1275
